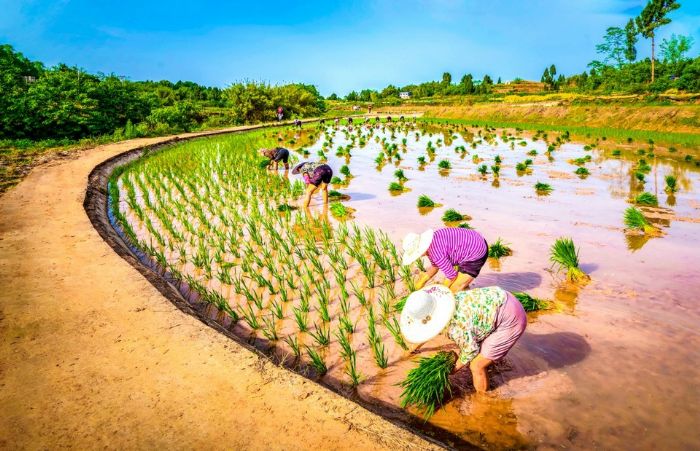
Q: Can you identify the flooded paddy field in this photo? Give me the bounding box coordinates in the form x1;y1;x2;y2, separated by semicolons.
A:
110;120;700;449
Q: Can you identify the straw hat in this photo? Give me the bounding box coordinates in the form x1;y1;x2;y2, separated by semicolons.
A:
401;229;434;266
291;162;308;174
400;285;456;344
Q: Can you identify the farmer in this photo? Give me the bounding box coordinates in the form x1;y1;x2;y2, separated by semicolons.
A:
259;147;290;170
402;228;488;293
277;106;284;121
400;285;526;392
294;118;302;129
292;161;333;208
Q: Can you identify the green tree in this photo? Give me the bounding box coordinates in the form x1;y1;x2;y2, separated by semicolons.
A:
441;72;452;85
345;91;359;101
625;19;638;62
635;0;681;82
660;34;694;64
327;93;339;100
380;84;399;98
596;27;627;68
459;74;474;94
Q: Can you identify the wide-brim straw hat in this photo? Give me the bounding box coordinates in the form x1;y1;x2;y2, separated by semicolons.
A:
291;162;308;174
400;284;456;344
401;229;434;266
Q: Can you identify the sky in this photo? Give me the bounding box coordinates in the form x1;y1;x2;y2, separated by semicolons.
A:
1;0;698;95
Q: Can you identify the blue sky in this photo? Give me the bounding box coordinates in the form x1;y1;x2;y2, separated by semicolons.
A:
1;0;698;95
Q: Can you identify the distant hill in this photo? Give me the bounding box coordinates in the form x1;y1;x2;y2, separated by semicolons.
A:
492;80;545;94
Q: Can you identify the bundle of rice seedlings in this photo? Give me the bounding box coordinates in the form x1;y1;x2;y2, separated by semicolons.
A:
398;351;457;420
417;195;436;208
491;165;500;176
389;182;406;192
634;192;658;206
394;169;407;181
340;165;351;177
330;176;343;185
477;164;488;175
534;182;553;194
513;292;549;312
438;160;451;170
635;171;646;183
624;207;658;235
417;156;426;165
665;175;678;193
277;203;296;212
328;190;343;200
575;167;590;177
457;222;472;229
442;209;465;222
330;202;351;219
550;237;588;283
258;158;271;169
488;238;512;259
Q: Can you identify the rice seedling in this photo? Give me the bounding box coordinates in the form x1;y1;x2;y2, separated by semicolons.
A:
477;165;489;175
665;175;678;193
635;171;646;183
488;238;512;259
305;346;327;376
345;350;362;387
438;160;451;170
242;303;261;330
283;335;300;358
491;165;500;176
550;237;588;283
441;209;465;222
309;323;331;347
350;280;368;306
398;351;457;420
340;165;351;177
513;292;549;312
330;202;352;219
270;299;284;319
261;315;279;341
384;316;408;350
575;167;590;177
417;195;435;208
634;192;658;206
624;207;658;235
394;169;407;182
293;306;309;332
389;182;406;192
534;182;553;195
330;176;343;185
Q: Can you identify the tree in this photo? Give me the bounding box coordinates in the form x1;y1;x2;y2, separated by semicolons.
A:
660;34;694;64
459;74;474;94
497;77;502;84
327;93;339;100
635;0;680;82
345;91;359;101
625;19;638;62
441;72;452;85
380;84;399;98
596;27;627;68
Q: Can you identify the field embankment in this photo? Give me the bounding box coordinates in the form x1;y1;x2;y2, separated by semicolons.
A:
380;100;700;148
0;127;435;450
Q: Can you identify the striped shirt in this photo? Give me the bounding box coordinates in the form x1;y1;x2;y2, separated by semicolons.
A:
426;228;488;280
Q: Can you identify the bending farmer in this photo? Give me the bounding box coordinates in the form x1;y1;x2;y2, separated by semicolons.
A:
292;161;333;209
260;147;290;170
400;285;526;392
402;228;488;293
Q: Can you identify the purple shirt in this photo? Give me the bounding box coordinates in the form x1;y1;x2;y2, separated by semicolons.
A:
426;228;487;280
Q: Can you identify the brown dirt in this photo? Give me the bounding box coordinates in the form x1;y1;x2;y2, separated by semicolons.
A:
0;128;438;450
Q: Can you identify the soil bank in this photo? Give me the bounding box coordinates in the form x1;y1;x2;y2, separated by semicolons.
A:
0;127;436;450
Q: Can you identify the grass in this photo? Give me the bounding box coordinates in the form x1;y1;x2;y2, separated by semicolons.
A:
624;207;658;235
488;238;512;259
534;181;553;194
441;209;465;222
634;192;658;206
513;292;549;312
417;194;436;208
306;346;327;376
550;237;588;283
398;351;457;420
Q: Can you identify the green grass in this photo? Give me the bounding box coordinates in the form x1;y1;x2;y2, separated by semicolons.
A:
399;351;457;420
550;237;588;283
417;194;436;208
634;192;658;206
624;207;658;235
488;238;512;259
441;209;464;222
306;346;327;376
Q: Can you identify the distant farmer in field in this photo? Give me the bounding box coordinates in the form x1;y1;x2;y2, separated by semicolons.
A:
400;285;526;392
292;161;333;208
294;118;302;129
402;228;488;293
259;147;290;170
277;106;284;121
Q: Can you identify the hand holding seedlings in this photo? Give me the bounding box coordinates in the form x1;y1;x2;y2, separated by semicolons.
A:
259;147;291;171
402;228;489;294
398;285;527;417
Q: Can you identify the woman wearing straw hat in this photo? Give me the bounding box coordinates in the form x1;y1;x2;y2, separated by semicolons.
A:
292;161;333;209
402;228;488;294
401;285;526;392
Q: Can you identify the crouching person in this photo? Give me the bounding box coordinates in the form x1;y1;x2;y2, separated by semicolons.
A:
260;147;290;170
400;285;526;392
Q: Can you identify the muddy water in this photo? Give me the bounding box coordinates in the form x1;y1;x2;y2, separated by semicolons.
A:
294;124;700;449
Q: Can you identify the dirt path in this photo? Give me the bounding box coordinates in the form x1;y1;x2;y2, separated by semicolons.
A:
0;127;437;450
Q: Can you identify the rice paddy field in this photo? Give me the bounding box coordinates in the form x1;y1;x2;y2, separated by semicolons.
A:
108;119;700;449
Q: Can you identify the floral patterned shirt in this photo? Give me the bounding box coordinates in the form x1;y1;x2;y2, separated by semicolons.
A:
446;287;507;364
299;162;323;175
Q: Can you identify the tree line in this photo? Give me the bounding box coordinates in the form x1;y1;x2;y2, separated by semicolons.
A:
0;44;326;141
